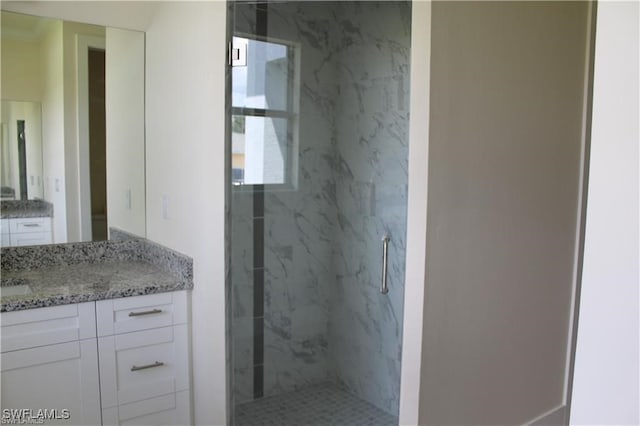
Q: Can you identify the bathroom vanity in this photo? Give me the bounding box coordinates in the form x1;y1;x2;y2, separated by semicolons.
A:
0;238;193;425
1;200;54;247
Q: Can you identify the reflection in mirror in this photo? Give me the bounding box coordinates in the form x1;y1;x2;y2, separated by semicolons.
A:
0;11;146;247
1;101;43;201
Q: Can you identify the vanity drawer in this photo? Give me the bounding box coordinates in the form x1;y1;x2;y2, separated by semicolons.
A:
1;302;97;352
10;217;51;234
10;231;52;246
98;325;189;408
96;291;188;336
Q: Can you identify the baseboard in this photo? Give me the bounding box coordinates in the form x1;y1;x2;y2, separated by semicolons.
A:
526;405;567;426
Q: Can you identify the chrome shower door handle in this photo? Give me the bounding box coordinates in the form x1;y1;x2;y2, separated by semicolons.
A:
381;234;390;294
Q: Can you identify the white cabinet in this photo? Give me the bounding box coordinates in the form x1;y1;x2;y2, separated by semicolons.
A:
0;291;191;426
1;217;53;247
1;219;10;246
97;292;191;426
0;303;101;426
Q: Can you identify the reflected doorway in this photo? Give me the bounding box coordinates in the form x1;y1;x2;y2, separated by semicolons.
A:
88;48;107;241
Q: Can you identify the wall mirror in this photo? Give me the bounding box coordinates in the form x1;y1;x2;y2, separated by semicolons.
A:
0;10;146;246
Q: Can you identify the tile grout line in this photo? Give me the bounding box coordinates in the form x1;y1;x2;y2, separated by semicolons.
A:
252;184;265;399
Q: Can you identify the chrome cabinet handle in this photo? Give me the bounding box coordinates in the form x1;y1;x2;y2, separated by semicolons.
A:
131;361;164;372
23;224;40;227
381;234;390;295
128;308;162;317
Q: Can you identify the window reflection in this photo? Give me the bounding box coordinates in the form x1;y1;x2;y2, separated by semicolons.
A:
231;36;298;187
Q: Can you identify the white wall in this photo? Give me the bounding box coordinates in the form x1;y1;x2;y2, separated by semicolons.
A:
0;36;42;102
40;21;67;243
145;3;228;424
570;2;640;424
106;27;146;238
399;1;431;424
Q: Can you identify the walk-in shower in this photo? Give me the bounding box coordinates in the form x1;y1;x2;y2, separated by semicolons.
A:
229;2;411;424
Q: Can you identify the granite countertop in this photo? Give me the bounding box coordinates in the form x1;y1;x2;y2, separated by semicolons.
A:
1;200;53;219
0;237;193;312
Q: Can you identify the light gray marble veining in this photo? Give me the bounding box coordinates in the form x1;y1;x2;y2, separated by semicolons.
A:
230;1;410;417
231;190;256;404
329;2;410;415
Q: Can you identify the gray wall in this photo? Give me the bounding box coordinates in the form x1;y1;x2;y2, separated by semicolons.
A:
419;2;591;424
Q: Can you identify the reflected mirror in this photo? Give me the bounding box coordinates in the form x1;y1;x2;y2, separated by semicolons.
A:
0;11;146;247
1;100;43;201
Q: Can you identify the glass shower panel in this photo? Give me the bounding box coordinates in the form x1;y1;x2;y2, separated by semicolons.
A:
229;2;411;425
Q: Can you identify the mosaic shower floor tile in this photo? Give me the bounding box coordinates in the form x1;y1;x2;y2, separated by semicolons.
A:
235;382;397;426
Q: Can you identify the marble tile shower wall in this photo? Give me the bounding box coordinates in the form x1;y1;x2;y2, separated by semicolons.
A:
232;190;255;404
329;2;410;416
232;2;339;404
262;3;340;399
231;1;410;416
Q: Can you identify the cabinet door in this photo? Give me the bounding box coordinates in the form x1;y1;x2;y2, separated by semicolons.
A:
1;340;101;425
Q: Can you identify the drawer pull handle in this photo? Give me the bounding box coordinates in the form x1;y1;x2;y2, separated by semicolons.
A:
128;308;162;317
23;224;41;227
131;361;164;372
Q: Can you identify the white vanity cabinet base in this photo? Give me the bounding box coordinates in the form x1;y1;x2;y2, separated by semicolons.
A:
1;291;191;426
5;217;53;247
1;339;101;426
0;302;100;425
101;390;190;426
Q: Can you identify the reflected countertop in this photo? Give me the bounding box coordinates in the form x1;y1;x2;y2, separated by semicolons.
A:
1;199;53;219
